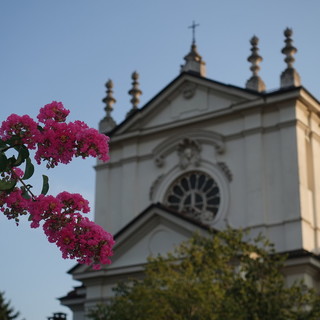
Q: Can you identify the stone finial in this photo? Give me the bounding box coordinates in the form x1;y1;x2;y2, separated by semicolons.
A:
280;28;301;88
103;80;116;117
180;44;206;77
99;79;116;133
245;36;266;92
180;21;206;77
127;71;142;117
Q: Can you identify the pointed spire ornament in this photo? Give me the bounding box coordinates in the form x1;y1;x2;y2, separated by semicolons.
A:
280;28;301;88
180;21;206;77
127;71;142;118
245;36;266;92
189;20;199;45
99;79;116;133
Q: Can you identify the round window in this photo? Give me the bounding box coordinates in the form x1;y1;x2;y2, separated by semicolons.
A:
164;171;220;223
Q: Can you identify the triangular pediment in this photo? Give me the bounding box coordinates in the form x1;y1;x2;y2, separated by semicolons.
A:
111;73;259;137
70;204;209;278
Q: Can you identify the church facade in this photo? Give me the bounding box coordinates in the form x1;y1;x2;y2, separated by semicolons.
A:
61;29;320;319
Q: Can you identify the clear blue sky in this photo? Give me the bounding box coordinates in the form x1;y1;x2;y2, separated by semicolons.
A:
0;1;320;320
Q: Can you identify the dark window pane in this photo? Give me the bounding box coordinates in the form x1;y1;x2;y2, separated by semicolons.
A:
212;197;220;205
184;194;191;205
173;185;183;196
212;186;219;194
203;179;213;192
190;174;196;188
181;178;189;191
195;193;203;203
165;172;220;220
207;188;219;198
168;195;180;203
198;174;205;189
207;206;218;214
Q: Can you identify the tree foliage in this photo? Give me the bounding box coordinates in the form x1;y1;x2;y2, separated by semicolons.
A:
88;228;320;320
0;291;20;320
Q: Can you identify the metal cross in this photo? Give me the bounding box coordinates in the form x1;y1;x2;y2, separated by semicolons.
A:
188;21;199;44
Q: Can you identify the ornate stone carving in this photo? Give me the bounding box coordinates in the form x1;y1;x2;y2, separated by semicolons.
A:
153;130;224;168
154;155;165;168
177;138;201;169
217;162;232;182
182;82;197;99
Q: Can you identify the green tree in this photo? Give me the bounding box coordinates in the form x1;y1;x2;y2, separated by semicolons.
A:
88;228;320;320
0;291;20;320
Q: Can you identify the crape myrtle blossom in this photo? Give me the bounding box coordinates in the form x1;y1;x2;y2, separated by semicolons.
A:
75;126;110;162
0;101;110;168
1;190;114;269
43;213;114;270
37;102;109;168
0;114;39;149
0;167;24;181
0;187;30;222
0;169;28;222
36;192;114;270
37;101;70;123
35;120;79;168
35;120;110;168
0;102;114;269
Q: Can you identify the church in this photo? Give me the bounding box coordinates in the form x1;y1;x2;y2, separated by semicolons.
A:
60;28;320;319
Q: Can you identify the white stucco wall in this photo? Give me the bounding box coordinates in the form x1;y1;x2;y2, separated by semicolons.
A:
94;82;320;254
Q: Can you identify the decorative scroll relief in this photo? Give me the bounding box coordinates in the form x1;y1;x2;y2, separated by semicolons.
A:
155;155;165;168
217;162;233;182
153;130;225;169
154;137;202;168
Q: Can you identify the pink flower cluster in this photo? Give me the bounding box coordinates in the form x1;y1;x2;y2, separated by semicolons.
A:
0;188;29;222
0;168;26;222
0;167;24;182
1;189;114;269
0;101;110;168
37;101;70;123
0;114;39;149
44;214;114;270
0;102;114;269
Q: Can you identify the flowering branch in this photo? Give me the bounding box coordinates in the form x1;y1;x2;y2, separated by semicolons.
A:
0;101;114;270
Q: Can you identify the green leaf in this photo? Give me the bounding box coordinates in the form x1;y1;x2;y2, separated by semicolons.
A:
40;174;49;195
4;136;21;147
7;155;16;167
0;139;8;150
21;186;31;200
22;157;34;180
14;145;29;166
0;153;8;171
0;178;16;191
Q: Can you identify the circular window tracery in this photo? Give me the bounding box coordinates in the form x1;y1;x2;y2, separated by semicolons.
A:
164;171;221;223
